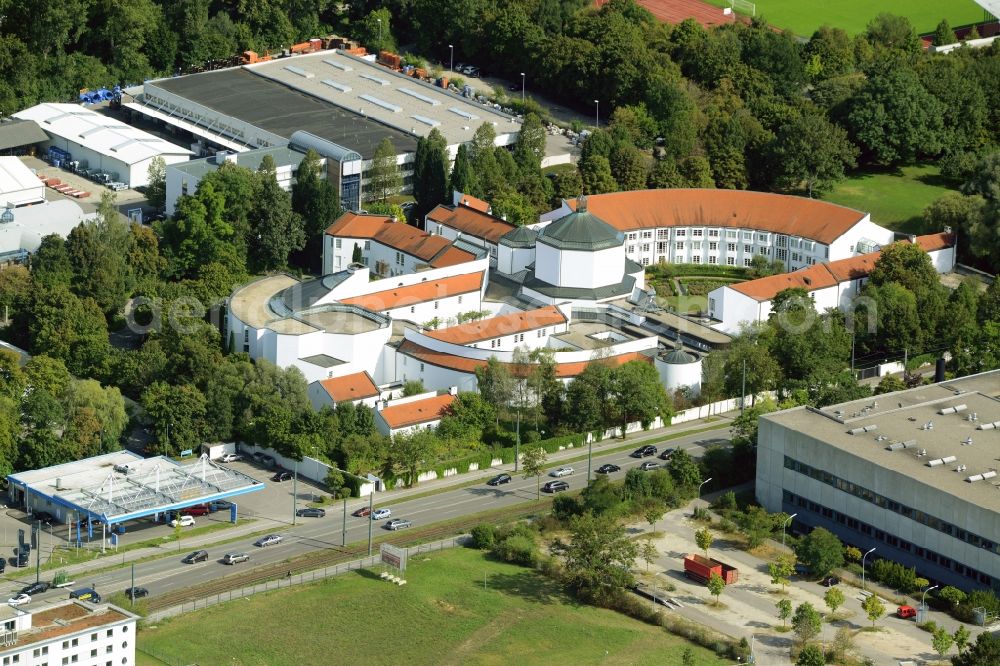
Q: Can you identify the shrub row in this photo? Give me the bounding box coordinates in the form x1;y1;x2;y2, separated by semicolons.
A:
647;263;751;279
421;432;589;481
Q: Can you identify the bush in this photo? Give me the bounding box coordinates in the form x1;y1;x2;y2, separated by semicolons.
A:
493;534;538;567
552;494;583;521
715;490;737;512
470;523;496;549
692;506;710;521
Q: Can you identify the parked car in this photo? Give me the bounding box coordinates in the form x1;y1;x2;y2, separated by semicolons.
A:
296;508;326;518
219;453;242;463
466;66;480;77
639;461;660;471
630;445;658;458
12;552;28;568
182;550;209;564
124;587;148;600
222;552;250;565
596;464;621;474
897;605;916;619
254;534;283;548
271;470;292;482
181;505;211;517
20;582;50;596
7;594;30;606
0;559;6;574
657;448;676;461
384;518;412;531
261;455;276;468
549;467;574;478
371;508;391;521
169;515;195;528
210;500;234;511
69;588;101;603
352;506;372;518
32;511;56;524
821;576;840;587
541;480;569;493
251;452;265;464
487;473;512;486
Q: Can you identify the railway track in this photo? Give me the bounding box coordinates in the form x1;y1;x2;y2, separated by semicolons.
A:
145;502;550;612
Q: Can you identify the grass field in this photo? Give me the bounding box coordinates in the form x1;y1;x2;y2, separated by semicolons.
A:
704;0;986;36
820;164;958;234
137;548;726;666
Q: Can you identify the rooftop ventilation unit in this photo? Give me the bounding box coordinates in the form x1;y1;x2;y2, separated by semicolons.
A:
984;470;998;480
323;59;352;71
849;427;866;435
284;65;314;79
360;73;390;86
967;473;985;483
939;404;968;415
977;421;1000;430
962;437;974;446
917;449;927;457
398;87;441;106
927;459;944;467
411;114;440;127
968;412;979;422
902;439;918;449
955;464;967;472
359;95;402;113
322;79;351;92
921;421;934;430
449;107;479;120
864;424;878;432
887;442;905;451
875;434;888;441
942;455;958;464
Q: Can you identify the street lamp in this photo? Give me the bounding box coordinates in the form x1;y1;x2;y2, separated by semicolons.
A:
520;72;525;105
448;44;454;73
376;18;382;48
921;584;939;611
697;477;713;499
781;513;797;548
594;99;600;128
861;547;876;591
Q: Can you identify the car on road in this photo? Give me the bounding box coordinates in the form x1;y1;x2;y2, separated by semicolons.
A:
638;461;660;471
821;576;840;587
271;470;292;482
219;453;242;463
124;587;148;600
487;473;512;486
296;508;326;518
222;552;250;565
20;582;50;596
371;508;391;521
182;550;209;564
254;534;283;548
596;464;621;474
657;448;676;461
385;518;412;531
7;594;30;606
630;445;658;458
69;588;101;603
549;467;574;478
541;480;569;493
352;506;372;518
169;515;195;528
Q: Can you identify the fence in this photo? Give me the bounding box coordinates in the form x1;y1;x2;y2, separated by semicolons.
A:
145;535;470;622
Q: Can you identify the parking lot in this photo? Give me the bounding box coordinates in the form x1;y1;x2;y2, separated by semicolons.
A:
22;155;153;221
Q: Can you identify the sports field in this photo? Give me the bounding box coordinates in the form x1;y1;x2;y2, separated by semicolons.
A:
137;548;726;665
703;0;987;36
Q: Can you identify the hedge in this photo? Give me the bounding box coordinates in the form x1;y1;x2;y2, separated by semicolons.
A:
647;264;751;280
421;432;590;481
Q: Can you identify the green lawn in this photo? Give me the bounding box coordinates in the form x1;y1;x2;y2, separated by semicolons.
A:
138;548;726;666
704;0;986;36
821;164;959;234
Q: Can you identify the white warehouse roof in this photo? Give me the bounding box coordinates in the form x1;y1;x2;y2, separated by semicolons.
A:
0;157;44;207
13;103;193;166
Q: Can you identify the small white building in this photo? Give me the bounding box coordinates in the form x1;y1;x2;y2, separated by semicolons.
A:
308;370;381;410
0;600;137;666
0;157;44;207
655;346;702;396
13;103;192;188
374;390;456;438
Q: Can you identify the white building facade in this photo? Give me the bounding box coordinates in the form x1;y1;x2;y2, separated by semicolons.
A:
0;601;137;666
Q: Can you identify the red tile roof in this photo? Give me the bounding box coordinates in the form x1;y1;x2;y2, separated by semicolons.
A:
379;393;456;429
326;211;475;267
318;371;379;403
566;190;868;245
595;0;736;28
457;194;491;213
426;204;515;244
340;272;484;311
915;232;954;252
425;306;567;345
397;340;649;378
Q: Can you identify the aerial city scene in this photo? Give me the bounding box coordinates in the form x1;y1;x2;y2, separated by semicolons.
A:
0;0;999;663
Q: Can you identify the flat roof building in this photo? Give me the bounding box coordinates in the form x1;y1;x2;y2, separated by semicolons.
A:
757;370;1000;591
0;156;44;207
0;601;137;666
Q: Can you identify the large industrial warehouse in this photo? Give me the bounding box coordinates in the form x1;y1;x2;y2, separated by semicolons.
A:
757;370;1000;592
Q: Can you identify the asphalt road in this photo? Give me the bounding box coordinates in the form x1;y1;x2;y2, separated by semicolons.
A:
4;427;730;607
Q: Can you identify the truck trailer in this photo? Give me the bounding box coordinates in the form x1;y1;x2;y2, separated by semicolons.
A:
683;553;739;585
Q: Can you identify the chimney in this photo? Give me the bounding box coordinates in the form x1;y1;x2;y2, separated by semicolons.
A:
935;358;946;383
55;478;62;490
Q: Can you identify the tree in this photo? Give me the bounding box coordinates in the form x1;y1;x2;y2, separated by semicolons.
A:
874;375;906;395
141;381;207;456
953;632;1000;666
934;626;956;659
796;643;825;666
449;143;477;196
831;626;856;663
612;360;670;436
389;429;434;487
521;446;547;499
640;540;658;573
402;380;425;397
824;586;845;615
358;7;396;53
864;13;920;53
565;362;615;432
776;597;792;627
369;138;402;202
681;647;695;666
695;527;713;558
706;570;725;605
644;504;664;534
666;447;701;492
248;163;305;272
795;527;844;579
476;357;514;426
862;593;885;627
28;286;110;376
792;602;822;642
146;156;167;210
953;624;971;655
609;143;647;191
723;328;782;401
513;112;546;176
769;555;794;592
291;149;340;272
768;113;857;197
553;512;638;603
579;154;618;194
413;129;449;221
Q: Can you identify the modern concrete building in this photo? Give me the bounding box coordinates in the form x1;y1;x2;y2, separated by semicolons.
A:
757;370;1000;591
0;600;138;666
12;103;192;188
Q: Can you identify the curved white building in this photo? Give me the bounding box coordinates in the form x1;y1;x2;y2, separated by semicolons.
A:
656;346;702;396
